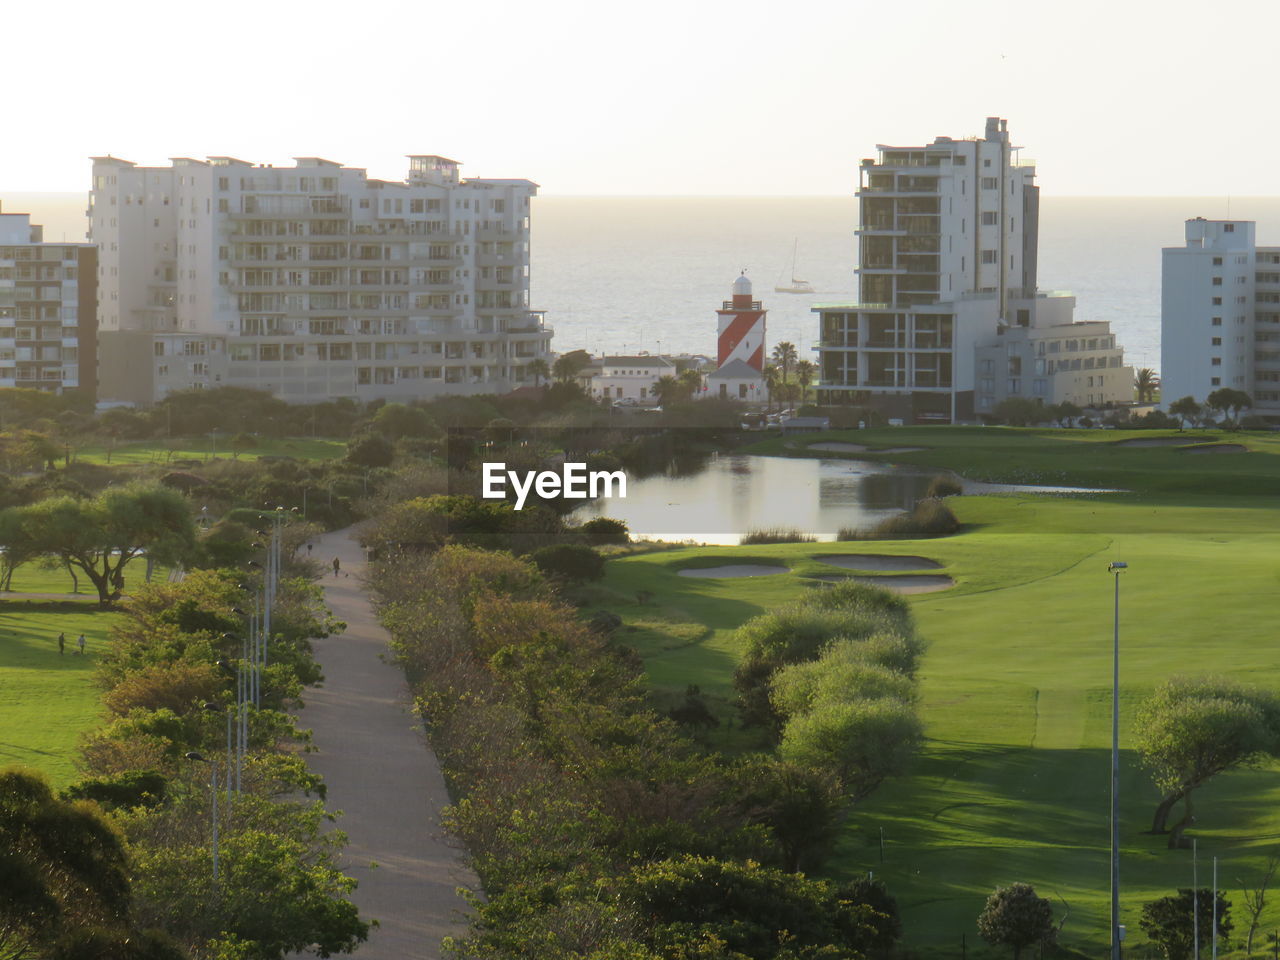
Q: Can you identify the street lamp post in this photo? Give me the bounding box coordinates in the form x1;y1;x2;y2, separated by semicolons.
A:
184;751;218;883
1108;560;1128;960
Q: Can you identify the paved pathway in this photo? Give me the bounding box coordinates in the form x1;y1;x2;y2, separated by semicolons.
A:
299;528;475;959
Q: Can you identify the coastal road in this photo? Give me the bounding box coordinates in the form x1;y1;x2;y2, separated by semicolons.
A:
298;528;475;959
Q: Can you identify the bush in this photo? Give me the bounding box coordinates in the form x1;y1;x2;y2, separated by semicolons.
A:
977;883;1056;960
587;610;623;637
739;527;817;545
841;498;960;540
530;543;606;584
1241;414;1271;430
577;516;630;546
925;474;962;498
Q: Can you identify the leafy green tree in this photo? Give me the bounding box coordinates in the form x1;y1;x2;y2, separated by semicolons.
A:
1139;888;1231;960
778;697;922;800
15;485;196;604
794;359;816;405
1050;401;1082;428
1135;677;1280;846
731;756;848;872
371;403;435;441
577;517;629;546
1168;396;1201;432
1135;367;1161;403
1206;387;1252;427
976;883;1055;960
552;349;592;384
623;855;891;960
525;357;551;388
344;433;394;468
0;768;132;960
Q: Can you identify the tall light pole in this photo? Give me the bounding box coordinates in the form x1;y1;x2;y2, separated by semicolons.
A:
184;751;218;883
1109;560;1128;960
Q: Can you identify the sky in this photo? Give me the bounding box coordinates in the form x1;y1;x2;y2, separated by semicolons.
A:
5;0;1280;196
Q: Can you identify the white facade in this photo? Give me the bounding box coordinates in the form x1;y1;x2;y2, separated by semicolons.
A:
90;154;552;404
816;117;1132;421
589;355;676;402
1161;219;1273;413
0;203;96;394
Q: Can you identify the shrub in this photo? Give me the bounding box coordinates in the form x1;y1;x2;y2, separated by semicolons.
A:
739;527;817;545
63;770;168;810
925;474;963;498
578;516;630;546
978;883;1057;960
101;661;224;717
842;498;960;541
587;610;623;637
530;544;606;584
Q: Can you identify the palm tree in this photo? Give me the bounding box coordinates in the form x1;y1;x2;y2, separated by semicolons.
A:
762;363;782;414
652;375;683;406
771;342;799;387
526;358;550;388
1135;368;1160;404
677;368;703;400
794;360;816;405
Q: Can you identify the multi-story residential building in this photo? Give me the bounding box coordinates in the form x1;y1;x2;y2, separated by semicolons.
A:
90;154;552;404
816;117;1131;421
1162;218;1278;414
0;203;97;396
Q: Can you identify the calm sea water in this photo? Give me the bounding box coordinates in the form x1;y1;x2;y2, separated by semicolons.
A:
13;192;1280;374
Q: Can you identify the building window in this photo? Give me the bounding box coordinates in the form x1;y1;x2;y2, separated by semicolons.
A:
1213;257;1223;266
1212;277;1223;286
1211;357;1222;366
981;250;997;264
1211;377;1221;386
1212;337;1222;346
1212;297;1222;305
1212;317;1222;326
981;177;998;190
1225;224;1236;232
981;211;998;226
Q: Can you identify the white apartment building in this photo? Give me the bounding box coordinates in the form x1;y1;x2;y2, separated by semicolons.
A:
90;154;552;404
0;203;96;395
815;117;1131;421
1162;218;1276;414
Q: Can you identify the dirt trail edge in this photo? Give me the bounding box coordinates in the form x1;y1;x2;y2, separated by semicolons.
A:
299;527;476;959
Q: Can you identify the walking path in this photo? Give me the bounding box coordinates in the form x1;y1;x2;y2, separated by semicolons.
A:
299;528;475;959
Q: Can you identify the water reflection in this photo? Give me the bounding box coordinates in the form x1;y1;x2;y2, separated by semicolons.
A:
574;454;1113;545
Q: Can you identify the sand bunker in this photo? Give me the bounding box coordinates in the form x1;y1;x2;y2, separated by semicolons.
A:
1118;436;1217;447
1183;443;1247;454
809;574;954;594
815;554;943;571
806;442;926;454
678;564;789;578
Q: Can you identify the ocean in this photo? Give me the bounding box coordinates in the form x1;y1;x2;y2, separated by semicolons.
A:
12;192;1280;374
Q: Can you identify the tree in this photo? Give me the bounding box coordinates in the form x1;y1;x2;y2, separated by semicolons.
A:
794;359;817;405
1139;888;1231;960
1136;367;1161;403
370;403;435;441
1240;855;1279;957
345;433;394;468
1050;400;1082;428
0;768;132;960
677;368;703;400
771;342;799;388
529;544;606;584
1169;396;1202;432
651;375;683;407
778;697;922;800
992;397;1045;427
525;358;551;388
16;485;197;605
977;883;1055;960
1135;677;1280;847
762;363;782;413
1206;387;1252;427
731;756;848;872
552;349;592;384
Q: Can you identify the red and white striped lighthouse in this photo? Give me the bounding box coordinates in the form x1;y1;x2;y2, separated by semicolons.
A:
716;273;766;371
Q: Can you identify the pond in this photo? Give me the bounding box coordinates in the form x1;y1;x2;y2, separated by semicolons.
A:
573;454;1116;544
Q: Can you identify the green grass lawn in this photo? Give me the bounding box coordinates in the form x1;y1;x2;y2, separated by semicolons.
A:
0;559;171;596
585;460;1280;957
70;435;347;465
0;601;115;786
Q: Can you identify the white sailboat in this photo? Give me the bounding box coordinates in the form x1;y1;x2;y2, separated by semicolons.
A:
774;239;815;294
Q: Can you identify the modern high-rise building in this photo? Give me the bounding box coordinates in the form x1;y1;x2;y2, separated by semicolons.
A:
815;117;1131;421
90;154;552;404
1162;218;1278;415
0;203;97;396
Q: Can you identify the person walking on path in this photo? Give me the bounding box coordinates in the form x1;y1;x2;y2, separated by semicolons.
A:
57;632;65;655
332;556;341;577
76;634;86;655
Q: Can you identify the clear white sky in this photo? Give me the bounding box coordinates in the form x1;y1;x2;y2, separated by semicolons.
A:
5;0;1279;196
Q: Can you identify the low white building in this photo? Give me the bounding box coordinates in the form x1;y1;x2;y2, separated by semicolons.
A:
704;357;763;401
589;355;675;402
